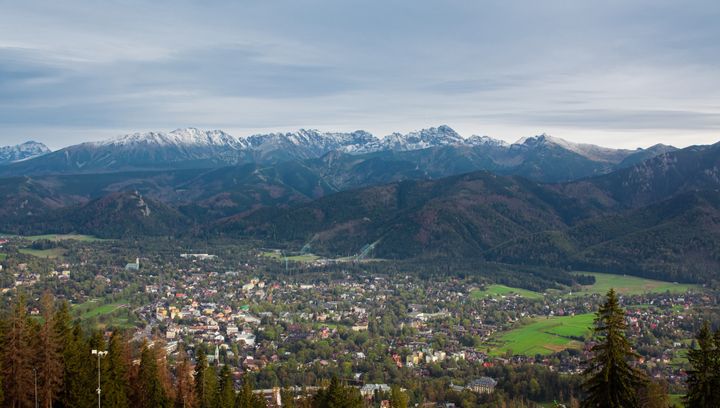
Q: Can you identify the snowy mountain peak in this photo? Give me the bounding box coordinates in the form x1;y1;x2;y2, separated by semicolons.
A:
96;128;244;148
466;135;508;148
381;125;465;151
513;133;638;163
0;141;51;164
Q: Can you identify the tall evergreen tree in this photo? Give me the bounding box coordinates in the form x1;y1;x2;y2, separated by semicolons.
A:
582;289;648;408
2;294;35;408
175;347;197;408
217;364;235;408
194;348;218;408
35;291;63;408
137;343;170;408
233;380;265;408
60;322;96;408
313;377;362;408
389;385;408;408
685;321;720;408
102;332;130;408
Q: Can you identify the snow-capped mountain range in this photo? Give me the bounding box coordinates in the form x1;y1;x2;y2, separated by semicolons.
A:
79;125;648;158
0;125;678;179
0;141;50;164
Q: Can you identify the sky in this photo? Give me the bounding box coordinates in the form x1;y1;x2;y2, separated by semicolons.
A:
1;0;719;150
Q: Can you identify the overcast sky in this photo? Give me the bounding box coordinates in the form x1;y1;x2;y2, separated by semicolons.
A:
1;0;719;150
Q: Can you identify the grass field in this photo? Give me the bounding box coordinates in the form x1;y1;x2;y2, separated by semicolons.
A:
72;299;137;329
0;253;6;261
74;299;129;319
19;247;66;258
572;272;699;296
489;313;595;356
261;251;320;263
24;234;102;242
471;284;543;300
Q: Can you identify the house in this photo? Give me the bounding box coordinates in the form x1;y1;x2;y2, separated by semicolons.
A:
466;377;497;394
360;384;391;398
125;258;140;271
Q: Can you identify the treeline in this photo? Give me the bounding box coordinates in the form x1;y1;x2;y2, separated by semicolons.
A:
0;292;383;408
275;259;595;293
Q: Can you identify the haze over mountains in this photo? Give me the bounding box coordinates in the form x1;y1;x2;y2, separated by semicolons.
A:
1;125;719;283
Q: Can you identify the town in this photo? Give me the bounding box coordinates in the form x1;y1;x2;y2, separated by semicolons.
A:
1;234;717;406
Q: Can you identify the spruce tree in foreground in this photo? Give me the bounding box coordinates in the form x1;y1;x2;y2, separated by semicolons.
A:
582;289;647;408
137;343;171;408
103;332;130;408
2;294;34;408
36;291;63;408
234;380;266;408
194;348;218;408
313;377;363;408
684;321;720;408
174;347;196;408
217;364;235;408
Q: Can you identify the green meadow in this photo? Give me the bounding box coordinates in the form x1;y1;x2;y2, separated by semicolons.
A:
489;313;595;356
572;272;699;296
19;247;66;259
24;234;103;242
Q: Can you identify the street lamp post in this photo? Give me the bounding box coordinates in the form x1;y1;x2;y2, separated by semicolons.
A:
33;368;38;408
91;349;108;408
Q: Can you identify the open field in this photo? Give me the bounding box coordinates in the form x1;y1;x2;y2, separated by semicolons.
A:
19;247;66;258
74;299;129;319
471;284;543;300
489;313;595;356
23;234;103;242
261;251;320;263
0;253;6;261
571;272;699;296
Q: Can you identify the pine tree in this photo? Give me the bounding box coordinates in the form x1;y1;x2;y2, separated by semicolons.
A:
175;347;197;408
60;322;97;408
312;377;362;408
217;364;235;408
194;348;218;408
685;321;720;407
389;385;408;408
281;389;296;408
581;289;648;408
2;294;35;408
102;332;130;408
233;380;265;408
137;343;170;408
35;291;63;408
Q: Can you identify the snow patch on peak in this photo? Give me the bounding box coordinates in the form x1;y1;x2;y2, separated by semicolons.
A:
96;128;245;148
0;141;51;164
513;133;636;163
381;125;465;151
467;135;508;148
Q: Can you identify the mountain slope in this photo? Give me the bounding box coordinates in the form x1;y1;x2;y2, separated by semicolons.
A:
485;190;720;282
8;191;191;238
219;171;597;258
556;141;720;209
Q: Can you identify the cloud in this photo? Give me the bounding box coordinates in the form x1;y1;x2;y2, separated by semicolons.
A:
0;0;719;149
